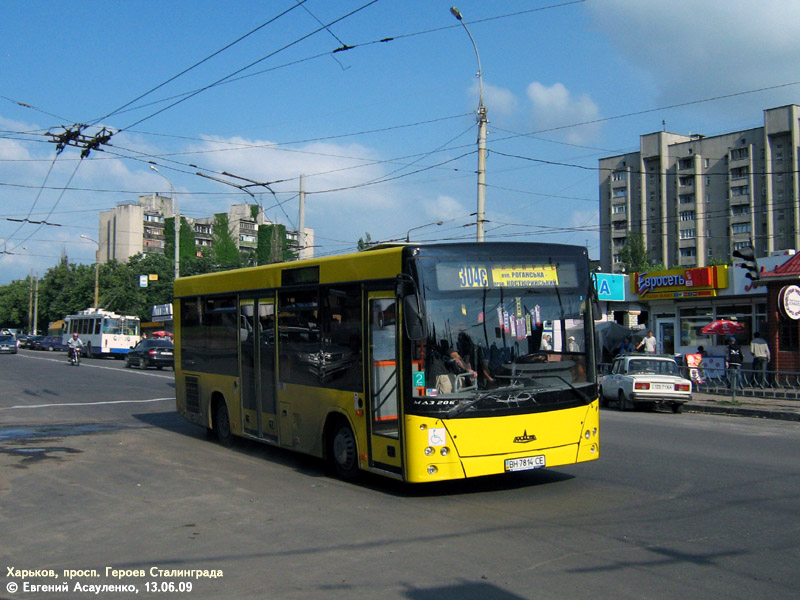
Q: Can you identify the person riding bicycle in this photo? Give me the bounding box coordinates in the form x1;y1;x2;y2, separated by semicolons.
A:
67;332;84;362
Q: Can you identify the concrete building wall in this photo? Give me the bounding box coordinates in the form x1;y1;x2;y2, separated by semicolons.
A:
599;105;800;274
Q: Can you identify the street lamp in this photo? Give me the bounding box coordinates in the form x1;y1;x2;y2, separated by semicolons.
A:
150;165;180;279
406;221;443;243
80;234;100;311
450;6;488;242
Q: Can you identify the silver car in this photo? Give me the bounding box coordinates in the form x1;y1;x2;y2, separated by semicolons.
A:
0;334;18;354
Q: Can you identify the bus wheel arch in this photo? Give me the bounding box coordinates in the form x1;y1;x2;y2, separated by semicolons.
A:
211;393;233;447
324;414;360;481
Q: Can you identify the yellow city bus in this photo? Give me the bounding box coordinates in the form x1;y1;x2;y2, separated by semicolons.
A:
174;242;599;483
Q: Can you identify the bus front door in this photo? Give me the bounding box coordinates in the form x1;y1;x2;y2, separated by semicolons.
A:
366;294;403;475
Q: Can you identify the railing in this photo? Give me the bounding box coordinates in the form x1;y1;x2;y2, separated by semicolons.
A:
597;362;800;401
687;366;800;401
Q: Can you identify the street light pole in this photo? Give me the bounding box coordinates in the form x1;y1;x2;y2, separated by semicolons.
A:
150;165;180;279
450;6;487;242
406;221;443;243
80;234;100;311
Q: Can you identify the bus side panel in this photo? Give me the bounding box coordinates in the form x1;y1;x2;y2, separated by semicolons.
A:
277;383;362;459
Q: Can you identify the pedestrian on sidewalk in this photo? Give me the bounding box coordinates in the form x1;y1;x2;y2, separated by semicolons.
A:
637;331;657;354
726;336;744;389
750;332;771;387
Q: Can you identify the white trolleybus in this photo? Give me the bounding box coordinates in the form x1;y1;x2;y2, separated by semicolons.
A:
63;309;141;358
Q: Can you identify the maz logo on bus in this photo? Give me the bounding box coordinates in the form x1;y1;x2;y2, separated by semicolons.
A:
458;265;489;288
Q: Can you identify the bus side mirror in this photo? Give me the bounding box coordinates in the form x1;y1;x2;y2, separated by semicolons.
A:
403;295;426;341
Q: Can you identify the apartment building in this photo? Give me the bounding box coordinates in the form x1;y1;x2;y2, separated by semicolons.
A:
97;195;313;264
599;104;800;273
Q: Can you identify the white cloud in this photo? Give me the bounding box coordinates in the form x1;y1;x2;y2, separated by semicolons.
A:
424;194;466;222
525;82;601;144
588;1;800;105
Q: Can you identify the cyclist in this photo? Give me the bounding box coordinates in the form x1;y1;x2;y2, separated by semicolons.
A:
67;332;85;365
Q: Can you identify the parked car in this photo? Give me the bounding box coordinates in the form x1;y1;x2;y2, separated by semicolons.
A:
23;335;45;349
33;335;65;351
125;339;174;370
0;334;18;354
599;354;692;413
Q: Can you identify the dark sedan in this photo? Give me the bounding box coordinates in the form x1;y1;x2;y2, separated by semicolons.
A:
33;335;65;351
125;339;174;370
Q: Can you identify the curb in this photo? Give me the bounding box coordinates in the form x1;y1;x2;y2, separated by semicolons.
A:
685;403;800;422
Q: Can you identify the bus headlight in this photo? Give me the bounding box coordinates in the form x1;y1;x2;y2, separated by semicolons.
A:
424;447;435;456
427;465;438;475
585;430;591;440
440;447;449;456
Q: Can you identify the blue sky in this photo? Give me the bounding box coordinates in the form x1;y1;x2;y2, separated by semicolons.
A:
3;0;800;284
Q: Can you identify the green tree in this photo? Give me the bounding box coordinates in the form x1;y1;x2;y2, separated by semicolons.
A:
38;262;95;325
618;232;650;273
357;232;373;250
210;213;240;270
164;216;196;277
257;224;296;264
0;278;33;330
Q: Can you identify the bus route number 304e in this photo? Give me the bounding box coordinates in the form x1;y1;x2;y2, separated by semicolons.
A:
505;455;546;472
458;265;489;288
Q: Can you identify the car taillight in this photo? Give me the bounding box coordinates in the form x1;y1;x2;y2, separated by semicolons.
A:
634;382;650;390
148;349;157;356
674;383;690;392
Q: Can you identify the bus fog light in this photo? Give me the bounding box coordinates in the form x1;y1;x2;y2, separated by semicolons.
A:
427;465;438;475
424;447;435;456
585;431;591;440
440;447;449;456
593;427;598;436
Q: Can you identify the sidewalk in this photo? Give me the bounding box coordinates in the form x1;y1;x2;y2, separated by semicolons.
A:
686;391;800;422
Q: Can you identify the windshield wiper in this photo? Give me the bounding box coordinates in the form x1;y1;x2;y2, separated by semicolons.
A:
445;390;511;419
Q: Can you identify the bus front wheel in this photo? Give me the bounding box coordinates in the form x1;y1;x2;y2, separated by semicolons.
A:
330;421;359;481
214;400;233;447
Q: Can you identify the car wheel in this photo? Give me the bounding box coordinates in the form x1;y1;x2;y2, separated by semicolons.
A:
329;420;359;480
124;356;132;368
618;390;628;411
156;365;163;370
214;401;233;447
599;387;608;408
672;403;683;414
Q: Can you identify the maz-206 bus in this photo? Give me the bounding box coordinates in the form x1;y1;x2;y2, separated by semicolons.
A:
63;309;140;358
174;242;599;483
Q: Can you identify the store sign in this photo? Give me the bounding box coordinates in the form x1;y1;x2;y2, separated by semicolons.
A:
778;285;800;320
594;273;625;301
632;266;727;300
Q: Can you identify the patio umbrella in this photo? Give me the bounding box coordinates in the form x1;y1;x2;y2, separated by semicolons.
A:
701;319;746;335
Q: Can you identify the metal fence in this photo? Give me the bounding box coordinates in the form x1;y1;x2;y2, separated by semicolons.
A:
597;362;800;401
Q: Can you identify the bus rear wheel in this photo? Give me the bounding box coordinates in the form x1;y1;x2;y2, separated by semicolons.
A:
214;400;233;447
330;421;359;481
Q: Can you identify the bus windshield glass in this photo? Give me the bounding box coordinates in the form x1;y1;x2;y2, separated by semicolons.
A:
409;244;594;418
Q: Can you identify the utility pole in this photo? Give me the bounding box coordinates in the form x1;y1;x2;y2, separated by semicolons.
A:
28;270;33;335
451;6;488;242
33;272;39;335
298;174;306;260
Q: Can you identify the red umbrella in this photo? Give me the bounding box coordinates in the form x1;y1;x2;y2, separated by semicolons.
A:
701;319;746;335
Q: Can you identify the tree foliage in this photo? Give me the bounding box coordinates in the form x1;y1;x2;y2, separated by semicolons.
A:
258;224;297;265
619;233;650;273
211;213;240;270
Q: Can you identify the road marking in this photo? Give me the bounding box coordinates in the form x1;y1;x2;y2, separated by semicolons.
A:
0;397;174;411
18;352;173;379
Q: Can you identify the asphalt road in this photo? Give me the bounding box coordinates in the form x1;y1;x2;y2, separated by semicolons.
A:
1;349;799;600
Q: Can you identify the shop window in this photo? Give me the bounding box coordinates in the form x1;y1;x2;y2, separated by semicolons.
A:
779;321;799;352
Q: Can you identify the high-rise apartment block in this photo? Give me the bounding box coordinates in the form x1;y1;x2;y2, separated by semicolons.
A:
599;104;800;273
98;195;314;264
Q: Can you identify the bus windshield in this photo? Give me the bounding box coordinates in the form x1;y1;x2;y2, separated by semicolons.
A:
409;245;594;418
